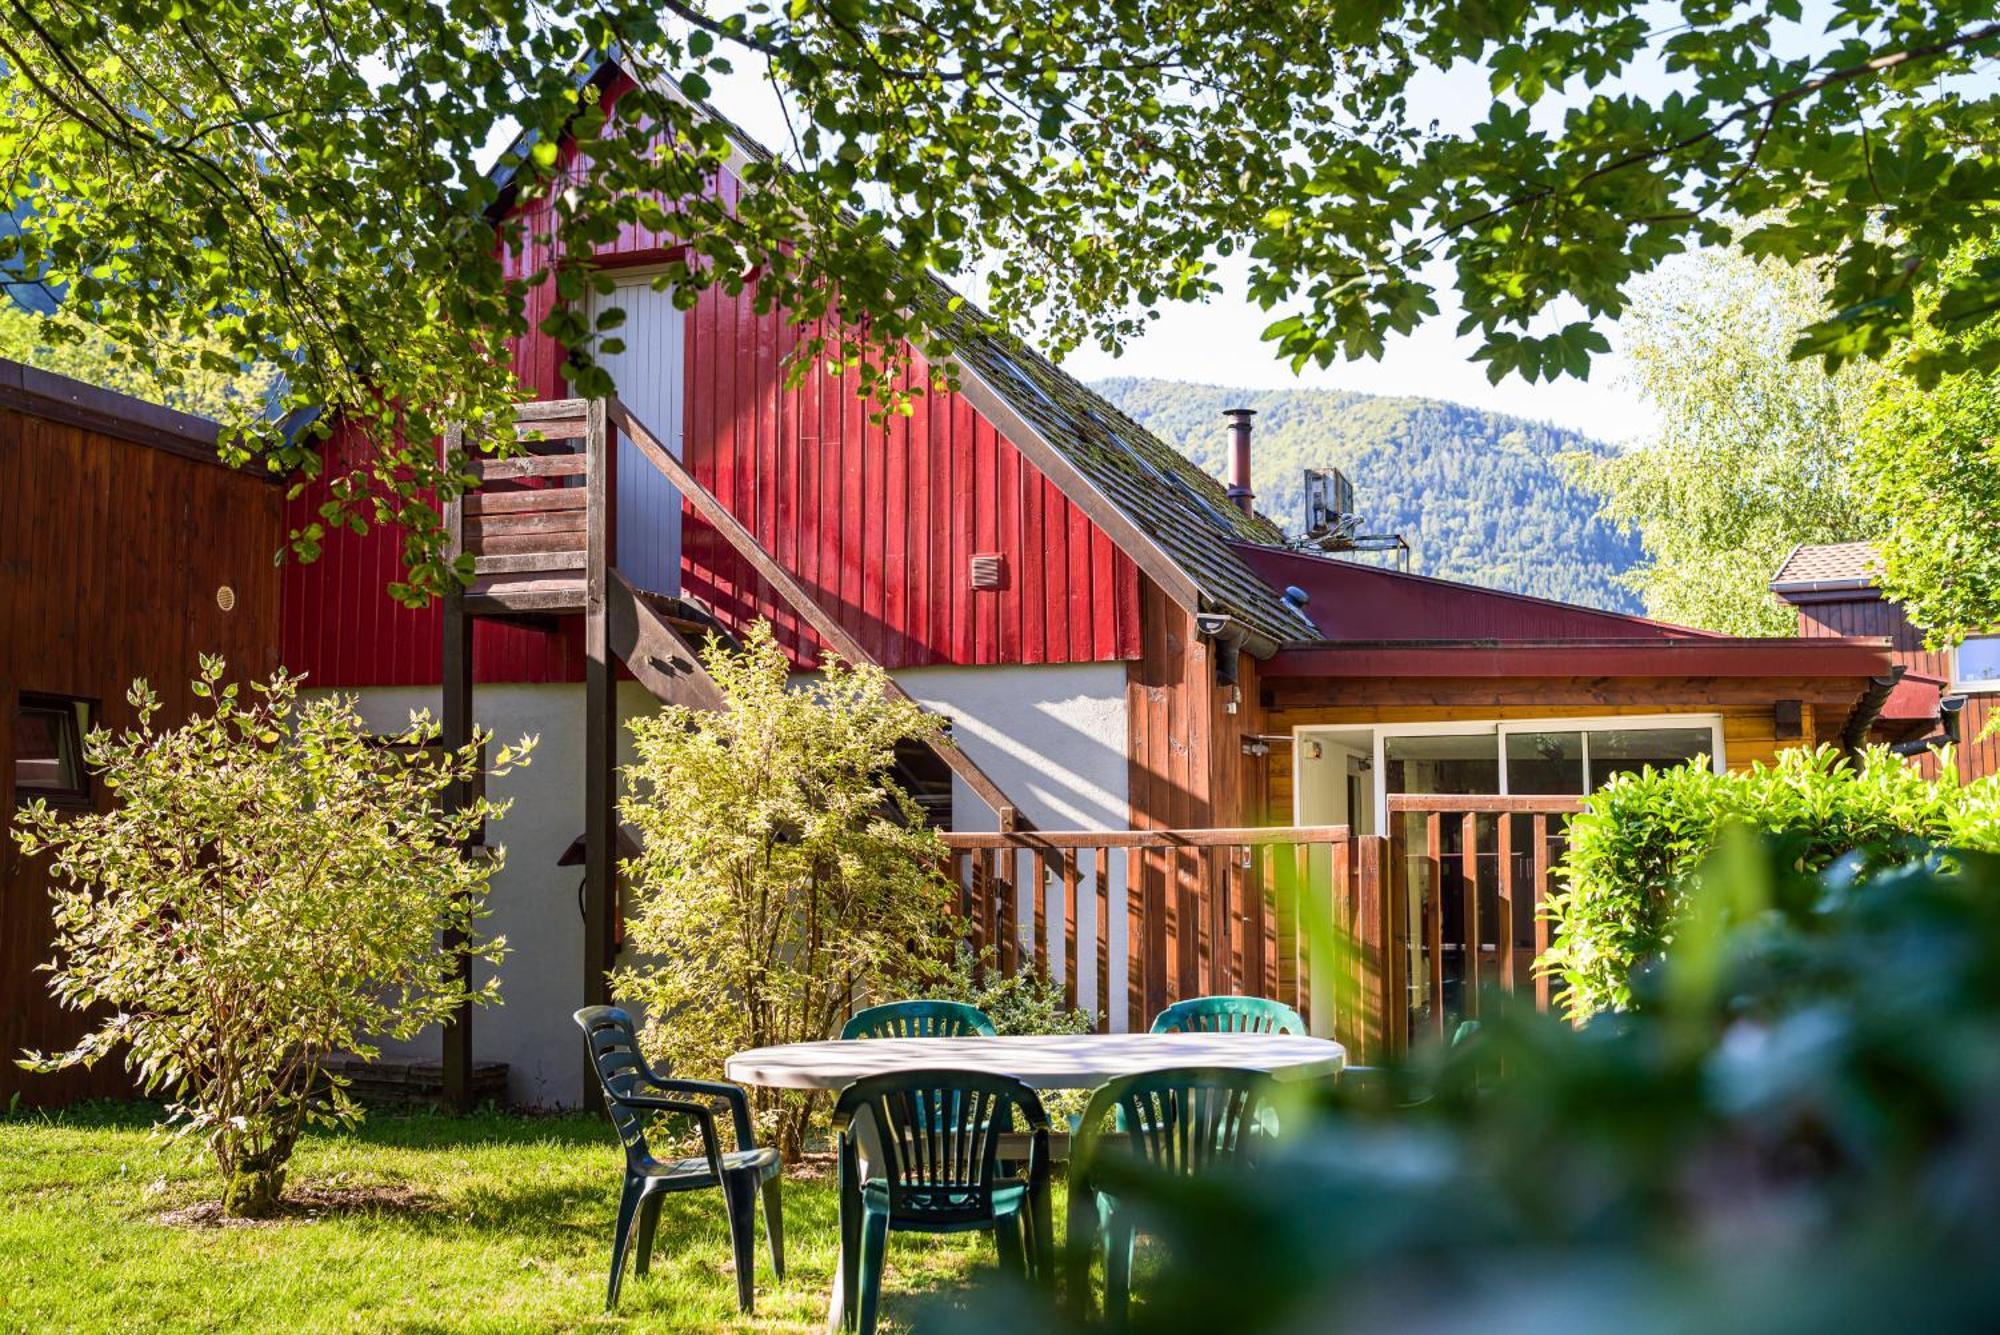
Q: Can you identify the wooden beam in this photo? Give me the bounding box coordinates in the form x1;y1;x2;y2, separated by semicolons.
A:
606;396;1027;828
1388;794;1584;814
940;825;1351;849
463;583;587;616
439;423;475;1114
470;550;587;575
607;570;729;711
468;454;589;482
1264;675;1873;713
464;489;587;516
581;399;617;1115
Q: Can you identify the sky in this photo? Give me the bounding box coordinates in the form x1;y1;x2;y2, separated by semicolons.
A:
680;0;1957;447
1055;258;1655;445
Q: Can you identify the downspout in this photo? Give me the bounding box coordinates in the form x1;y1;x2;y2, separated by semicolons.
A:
1839;666;1905;755
1890;695;1967;758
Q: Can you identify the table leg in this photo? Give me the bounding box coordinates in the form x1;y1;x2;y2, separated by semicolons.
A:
826;1110;884;1333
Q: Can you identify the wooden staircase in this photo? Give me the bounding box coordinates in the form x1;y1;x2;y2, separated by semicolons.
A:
434;397;1023;1110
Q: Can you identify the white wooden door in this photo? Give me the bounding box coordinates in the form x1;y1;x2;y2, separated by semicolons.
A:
588;273;685;595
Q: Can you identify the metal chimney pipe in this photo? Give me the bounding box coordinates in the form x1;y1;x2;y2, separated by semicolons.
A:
1223;407;1256;515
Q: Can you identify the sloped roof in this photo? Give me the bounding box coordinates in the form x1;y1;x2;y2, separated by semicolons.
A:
1772;542;1881;590
945;311;1315;645
1235;542;1720;643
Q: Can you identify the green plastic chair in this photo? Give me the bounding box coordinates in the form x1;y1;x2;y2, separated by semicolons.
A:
1067;1067;1282;1324
574;1006;784;1313
831;1069;1053;1333
840;999;997;1040
1149;994;1306;1036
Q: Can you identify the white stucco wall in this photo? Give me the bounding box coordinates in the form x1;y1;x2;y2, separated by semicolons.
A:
896;661;1133;1029
325;680;662;1109
328;659;1136;1107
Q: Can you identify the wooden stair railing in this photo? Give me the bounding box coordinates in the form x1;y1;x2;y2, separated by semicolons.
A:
436;397;1031;1112
604;395;1023;830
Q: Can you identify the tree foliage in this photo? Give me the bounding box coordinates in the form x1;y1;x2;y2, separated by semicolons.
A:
1853;247;2000;646
10;659;532;1216
0;304;275;422
1567;245;1876;634
2;0;1994;597
1100;375;1643;612
615;622;958;1160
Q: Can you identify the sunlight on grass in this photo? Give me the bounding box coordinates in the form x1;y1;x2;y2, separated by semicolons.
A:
0;1104;1032;1334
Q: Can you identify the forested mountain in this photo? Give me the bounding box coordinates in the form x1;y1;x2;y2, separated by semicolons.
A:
1093;377;1644;614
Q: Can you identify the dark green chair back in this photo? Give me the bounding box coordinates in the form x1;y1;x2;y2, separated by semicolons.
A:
577;1005;665;1173
1074;1066;1282;1178
832;1069;1048;1227
841;999;997;1041
1149;995;1306;1036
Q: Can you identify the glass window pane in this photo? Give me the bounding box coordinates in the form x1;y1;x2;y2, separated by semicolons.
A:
1384;733;1498;796
1505;730;1585;795
1957;636;2000;690
1589;727;1713;787
14;700;86;797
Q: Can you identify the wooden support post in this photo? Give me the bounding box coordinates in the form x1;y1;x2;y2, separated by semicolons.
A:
1460;812;1480;1019
581;399;618;1113
439;425;475;1115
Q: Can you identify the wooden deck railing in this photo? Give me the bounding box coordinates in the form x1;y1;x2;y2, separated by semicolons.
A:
944;798;1586;1061
1384;794;1584;1048
940;826;1400;1056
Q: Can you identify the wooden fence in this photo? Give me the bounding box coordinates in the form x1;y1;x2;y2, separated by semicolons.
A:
1384;795;1583;1050
942;795;1584;1062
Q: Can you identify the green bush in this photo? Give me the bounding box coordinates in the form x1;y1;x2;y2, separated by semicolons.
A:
952;836;2000;1334
1542;745;1999;1020
616;622;959;1161
926;942;1098;1038
11;659;529;1216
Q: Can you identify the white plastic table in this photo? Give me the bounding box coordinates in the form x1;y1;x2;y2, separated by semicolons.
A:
725;1031;1347;1091
727;1031;1345;1330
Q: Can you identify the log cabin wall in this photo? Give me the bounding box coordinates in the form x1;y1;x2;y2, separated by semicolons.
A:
0;368;282;1106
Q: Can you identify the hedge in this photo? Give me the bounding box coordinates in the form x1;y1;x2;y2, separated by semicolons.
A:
1540;744;2000;1020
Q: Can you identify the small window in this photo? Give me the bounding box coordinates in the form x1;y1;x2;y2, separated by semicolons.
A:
1954;636;2000;693
15;695;92;805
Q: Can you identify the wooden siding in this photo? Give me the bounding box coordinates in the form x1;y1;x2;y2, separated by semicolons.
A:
2;405;282;1107
1124;577;1272;1023
281;98;1142;684
280;419;586;688
1794;593;1998;780
677;288;1142;670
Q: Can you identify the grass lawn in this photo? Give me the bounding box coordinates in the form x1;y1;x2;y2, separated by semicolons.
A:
0;1102;1040;1334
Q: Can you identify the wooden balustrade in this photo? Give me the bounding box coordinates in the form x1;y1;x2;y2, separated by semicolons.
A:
944;798;1585;1062
1384;794;1583;1046
940;826;1402;1058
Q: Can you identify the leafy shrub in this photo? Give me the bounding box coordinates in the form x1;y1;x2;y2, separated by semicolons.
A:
951;837;2000;1333
1542;744;1995;1020
11;659;529;1216
616;622;959;1160
925;942;1098;1038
